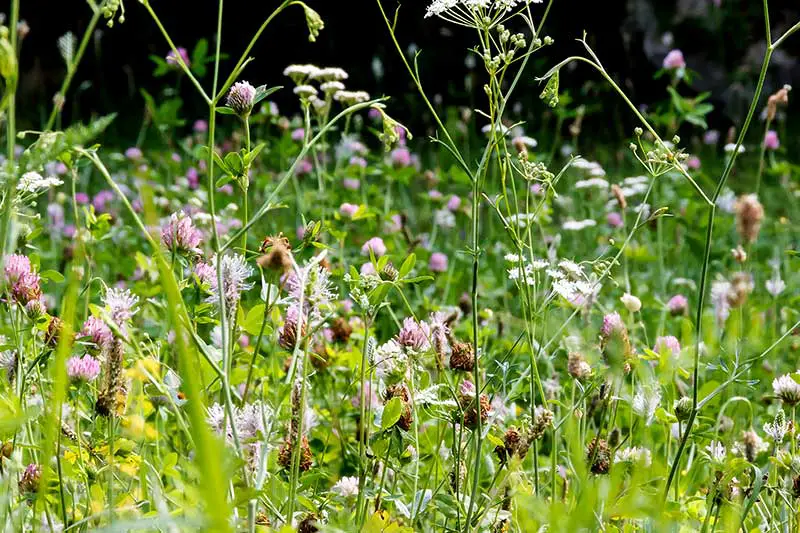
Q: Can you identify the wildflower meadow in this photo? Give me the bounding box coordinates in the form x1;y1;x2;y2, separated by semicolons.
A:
1;0;800;531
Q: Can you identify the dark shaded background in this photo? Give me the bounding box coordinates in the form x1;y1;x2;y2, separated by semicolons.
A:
10;0;800;142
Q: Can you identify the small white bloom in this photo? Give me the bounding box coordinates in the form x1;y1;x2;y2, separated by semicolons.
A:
705;440;726;464
332;476;359;497
724;143;745;154
561;219;597;231
632;386;661;426
773;374;800;405
17;172;64;194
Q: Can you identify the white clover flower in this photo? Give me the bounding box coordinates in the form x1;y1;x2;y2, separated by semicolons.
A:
763;410;789;443
766;273;786;297
705;440;727;464
504;253;524;263
632;386;661;426
724;143;745;154
331;476;359;498
17;172;63;194
615;446;652;467
561;219;597;231
374;339;409;382
434;208;456;228
772;374;800;406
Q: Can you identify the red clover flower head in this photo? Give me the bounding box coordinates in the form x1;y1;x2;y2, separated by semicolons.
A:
161;211;202;254
226;81;257;118
67;355;101;383
397;317;431;353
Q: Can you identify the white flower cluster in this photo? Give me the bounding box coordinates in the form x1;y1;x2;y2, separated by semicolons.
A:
426;0;542;20
17;171;63;194
615;446;652;467
572;159;606;177
284;64;369;109
561;219;597;231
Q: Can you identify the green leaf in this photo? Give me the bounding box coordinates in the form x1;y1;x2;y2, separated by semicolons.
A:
215;106;237;115
398;253;416;279
224;152;244;175
215;176;233;188
253;85;283;106
242;304;267;336
39;270;65;283
381;397;403;430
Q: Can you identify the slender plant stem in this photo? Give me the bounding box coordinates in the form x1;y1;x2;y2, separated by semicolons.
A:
45;5;102;131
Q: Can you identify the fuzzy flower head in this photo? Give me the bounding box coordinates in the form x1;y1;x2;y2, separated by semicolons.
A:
705;440;727;466
667;294;688;316
653;335;681;357
663;49;685;70
208;254;254;315
764;130;780;150
104;287;139;326
361;237;387;257
166;47;190;68
632;385;661;426
397;317;432;353
763;409;789;443
161;211;202;254
772;374;800;406
331;476;359;498
4;254;31;284
80;316;113;351
67;355;101;383
600;312;625;338
374;338;410;384
226;81;257;118
429;252;448;273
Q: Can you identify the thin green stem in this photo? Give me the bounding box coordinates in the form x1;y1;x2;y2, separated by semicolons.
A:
45;5;102;131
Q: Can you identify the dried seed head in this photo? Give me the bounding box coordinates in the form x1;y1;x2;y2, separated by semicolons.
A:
298;513;319;533
278;434;313;472
568;352;592;380
380;262;399;281
586;437;610;475
330;317;353;344
257;234;292;273
449;341;475;372
766;85;791;121
734;194;764;244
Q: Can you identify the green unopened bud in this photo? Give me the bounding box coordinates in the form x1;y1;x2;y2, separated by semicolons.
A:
539;71;560;108
674;397;692;422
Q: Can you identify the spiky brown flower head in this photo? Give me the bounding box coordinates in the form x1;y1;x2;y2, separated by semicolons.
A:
492;519;511;533
18;463;41;497
310;342;331;370
568;352;592;380
449;462;467;492
734;194;764;244
257;233;293;273
96;336;127;418
44;315;70;349
255;513;270;526
380;262;399;281
586;437;610;475
674;397;692;422
0;441;13;464
297;513;319;533
330;317;352;344
611;184;627;210
496;426;522;463
600;312;633;372
449;341;475;372
766;84;791;121
226;81;256;119
727;272;754;308
458;292;472;316
384;383;413;431
279;305;307;351
530;406;554;441
277;434;313;472
458;380;491;430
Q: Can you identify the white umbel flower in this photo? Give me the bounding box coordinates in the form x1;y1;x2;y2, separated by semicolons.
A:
17;172;63;194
